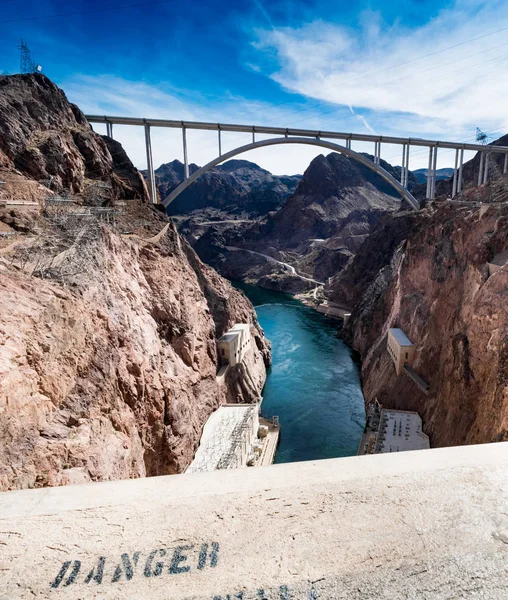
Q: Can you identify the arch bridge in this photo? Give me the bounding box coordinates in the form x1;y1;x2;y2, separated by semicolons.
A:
86;115;508;211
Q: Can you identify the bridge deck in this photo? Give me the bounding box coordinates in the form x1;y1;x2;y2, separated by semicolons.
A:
85;115;508;153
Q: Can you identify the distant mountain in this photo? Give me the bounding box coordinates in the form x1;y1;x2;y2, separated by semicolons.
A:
413;168;455;184
144;159;301;217
193;151;409;292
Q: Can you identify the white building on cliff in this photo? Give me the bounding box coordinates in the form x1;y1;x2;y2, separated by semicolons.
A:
217;323;251;366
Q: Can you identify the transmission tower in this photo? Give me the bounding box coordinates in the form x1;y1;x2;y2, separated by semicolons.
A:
476;127;489;145
18;39;41;74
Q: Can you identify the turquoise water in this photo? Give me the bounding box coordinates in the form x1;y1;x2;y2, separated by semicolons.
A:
234;282;366;464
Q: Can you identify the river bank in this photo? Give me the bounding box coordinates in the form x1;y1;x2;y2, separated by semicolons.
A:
233;282;365;464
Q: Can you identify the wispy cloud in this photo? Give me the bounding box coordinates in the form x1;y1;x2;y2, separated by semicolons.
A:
349;104;377;134
253;1;508;136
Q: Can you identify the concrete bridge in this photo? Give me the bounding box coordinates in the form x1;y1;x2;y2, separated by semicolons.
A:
87;115;508;210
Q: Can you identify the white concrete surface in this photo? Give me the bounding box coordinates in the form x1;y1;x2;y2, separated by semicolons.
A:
186;405;259;473
375;409;430;453
1;443;508;599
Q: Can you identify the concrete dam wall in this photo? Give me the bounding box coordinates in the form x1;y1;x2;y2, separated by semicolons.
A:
0;442;507;598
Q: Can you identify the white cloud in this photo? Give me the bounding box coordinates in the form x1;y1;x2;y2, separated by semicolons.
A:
253;1;508;137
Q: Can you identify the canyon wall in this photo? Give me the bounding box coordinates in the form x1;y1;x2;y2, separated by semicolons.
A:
330;202;508;447
0;74;270;490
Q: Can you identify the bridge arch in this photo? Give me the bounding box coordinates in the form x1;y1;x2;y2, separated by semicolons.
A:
162;136;420;211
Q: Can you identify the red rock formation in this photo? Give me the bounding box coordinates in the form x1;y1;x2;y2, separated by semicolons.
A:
330;202;508;447
0;74;270;490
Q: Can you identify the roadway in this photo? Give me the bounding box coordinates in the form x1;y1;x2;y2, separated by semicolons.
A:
225;246;325;285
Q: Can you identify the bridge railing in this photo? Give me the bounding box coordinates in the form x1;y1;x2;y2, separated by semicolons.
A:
85;115;508;206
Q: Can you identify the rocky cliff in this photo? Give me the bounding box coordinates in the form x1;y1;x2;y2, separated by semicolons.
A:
193;152;406;292
148;158;301;217
329;201;508;447
0;74;270;491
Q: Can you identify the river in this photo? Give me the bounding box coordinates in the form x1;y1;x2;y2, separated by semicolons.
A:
234;282;366;464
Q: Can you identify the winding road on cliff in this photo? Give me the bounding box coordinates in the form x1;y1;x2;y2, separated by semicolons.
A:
225;246;325;286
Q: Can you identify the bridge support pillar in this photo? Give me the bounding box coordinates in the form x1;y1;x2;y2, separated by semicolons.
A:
478;152;485;186
374;141;381;166
144;123;157;205
106;121;113;138
218;126;222;157
426;146;438;199
452;148;459;198
431;145;438;199
182;126;189;179
504;153;508;175
483;152;489;185
458;148;464;193
404;144;410;188
426;147;433;199
401;145;406;186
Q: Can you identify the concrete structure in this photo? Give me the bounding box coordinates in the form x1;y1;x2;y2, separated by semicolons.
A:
87;114;508;207
257;417;280;467
230;323;251;356
217;323;251;366
403;365;430;395
1;442;508;598
187;404;260;473
487;249;508;277
374;409;430;453
387;328;416;375
316;301;351;323
358;401;430;455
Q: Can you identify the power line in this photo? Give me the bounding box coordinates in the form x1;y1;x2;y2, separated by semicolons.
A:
334;24;508;88
231;24;508;130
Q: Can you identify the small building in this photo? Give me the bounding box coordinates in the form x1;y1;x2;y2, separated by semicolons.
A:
217;323;251;366
387;328;415;375
230;324;251;356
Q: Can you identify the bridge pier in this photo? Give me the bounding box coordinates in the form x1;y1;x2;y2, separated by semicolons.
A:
426;147;432;199
426;146;438;199
182;126;189;180
400;145;406;186
144;123;157;205
105;121;113;138
403;144;410;188
483;152;490;185
218;126;222;157
452;148;459;198
374;140;381;166
504;153;508;175
457;148;464;194
478;152;485;187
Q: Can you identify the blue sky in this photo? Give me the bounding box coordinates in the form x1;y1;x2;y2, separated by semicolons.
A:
2;0;508;173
